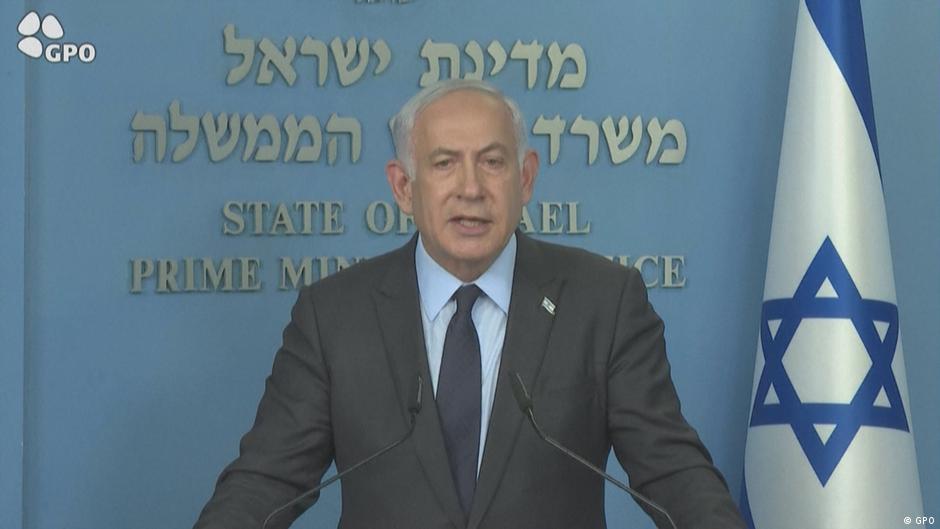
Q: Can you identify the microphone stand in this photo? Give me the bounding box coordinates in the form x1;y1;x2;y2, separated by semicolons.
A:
261;375;424;529
509;372;678;529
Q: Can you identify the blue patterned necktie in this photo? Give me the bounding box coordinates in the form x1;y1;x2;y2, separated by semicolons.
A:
436;284;483;515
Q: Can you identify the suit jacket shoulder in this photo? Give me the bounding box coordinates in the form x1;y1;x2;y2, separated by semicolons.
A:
300;238;416;300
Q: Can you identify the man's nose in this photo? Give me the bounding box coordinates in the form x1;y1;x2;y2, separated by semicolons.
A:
456;161;484;199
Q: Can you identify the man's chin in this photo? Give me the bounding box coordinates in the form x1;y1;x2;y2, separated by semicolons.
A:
438;243;503;279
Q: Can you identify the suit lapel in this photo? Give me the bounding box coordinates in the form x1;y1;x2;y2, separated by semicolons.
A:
467;233;563;529
372;235;467;529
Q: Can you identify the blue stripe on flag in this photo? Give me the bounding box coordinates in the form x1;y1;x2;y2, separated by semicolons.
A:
804;0;881;171
740;472;756;529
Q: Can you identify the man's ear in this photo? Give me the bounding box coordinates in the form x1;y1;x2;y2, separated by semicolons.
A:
520;149;539;204
386;159;414;214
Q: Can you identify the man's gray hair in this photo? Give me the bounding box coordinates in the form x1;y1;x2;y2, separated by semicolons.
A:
390;79;529;178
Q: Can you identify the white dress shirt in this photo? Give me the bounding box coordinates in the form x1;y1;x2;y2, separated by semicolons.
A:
414;233;516;474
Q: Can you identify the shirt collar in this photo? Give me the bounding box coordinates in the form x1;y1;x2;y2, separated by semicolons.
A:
415;233;516;320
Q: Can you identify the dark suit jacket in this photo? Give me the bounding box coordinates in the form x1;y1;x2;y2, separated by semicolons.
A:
194;233;745;529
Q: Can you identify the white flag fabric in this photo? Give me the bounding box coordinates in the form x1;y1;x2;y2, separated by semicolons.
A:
741;1;924;528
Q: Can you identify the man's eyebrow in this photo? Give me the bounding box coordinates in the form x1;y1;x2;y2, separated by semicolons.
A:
478;142;510;156
426;143;509;159
427;147;459;159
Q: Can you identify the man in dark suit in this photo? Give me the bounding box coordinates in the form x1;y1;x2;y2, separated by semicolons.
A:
194;80;745;529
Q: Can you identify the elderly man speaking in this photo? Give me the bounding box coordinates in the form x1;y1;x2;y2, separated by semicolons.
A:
194;80;745;529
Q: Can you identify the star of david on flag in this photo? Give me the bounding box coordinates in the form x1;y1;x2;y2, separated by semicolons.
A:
740;1;923;528
749;236;908;486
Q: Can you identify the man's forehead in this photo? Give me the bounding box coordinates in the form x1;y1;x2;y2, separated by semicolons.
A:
413;89;515;144
416;89;513;127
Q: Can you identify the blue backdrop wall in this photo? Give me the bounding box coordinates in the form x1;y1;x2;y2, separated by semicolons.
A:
2;1;937;528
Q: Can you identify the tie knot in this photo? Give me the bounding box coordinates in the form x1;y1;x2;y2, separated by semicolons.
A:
453;284;483;316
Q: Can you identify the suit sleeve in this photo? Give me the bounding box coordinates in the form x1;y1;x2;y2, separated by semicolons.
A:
193;287;335;529
606;268;745;529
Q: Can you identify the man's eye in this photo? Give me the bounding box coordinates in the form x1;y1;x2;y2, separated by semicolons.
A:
433;159;453;169
484;157;505;169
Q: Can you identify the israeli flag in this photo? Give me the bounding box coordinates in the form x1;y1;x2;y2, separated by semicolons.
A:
741;1;923;528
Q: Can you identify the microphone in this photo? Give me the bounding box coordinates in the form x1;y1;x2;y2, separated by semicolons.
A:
509;372;678;529
261;375;424;529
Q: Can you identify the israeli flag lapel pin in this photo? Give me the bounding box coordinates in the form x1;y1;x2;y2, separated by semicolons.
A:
541;296;556;316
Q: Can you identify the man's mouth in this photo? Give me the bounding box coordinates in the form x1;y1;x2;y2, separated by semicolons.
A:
451;216;490;229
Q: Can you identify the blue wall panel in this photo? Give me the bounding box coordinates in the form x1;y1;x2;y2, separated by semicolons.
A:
4;1;937;527
2;0;26;527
